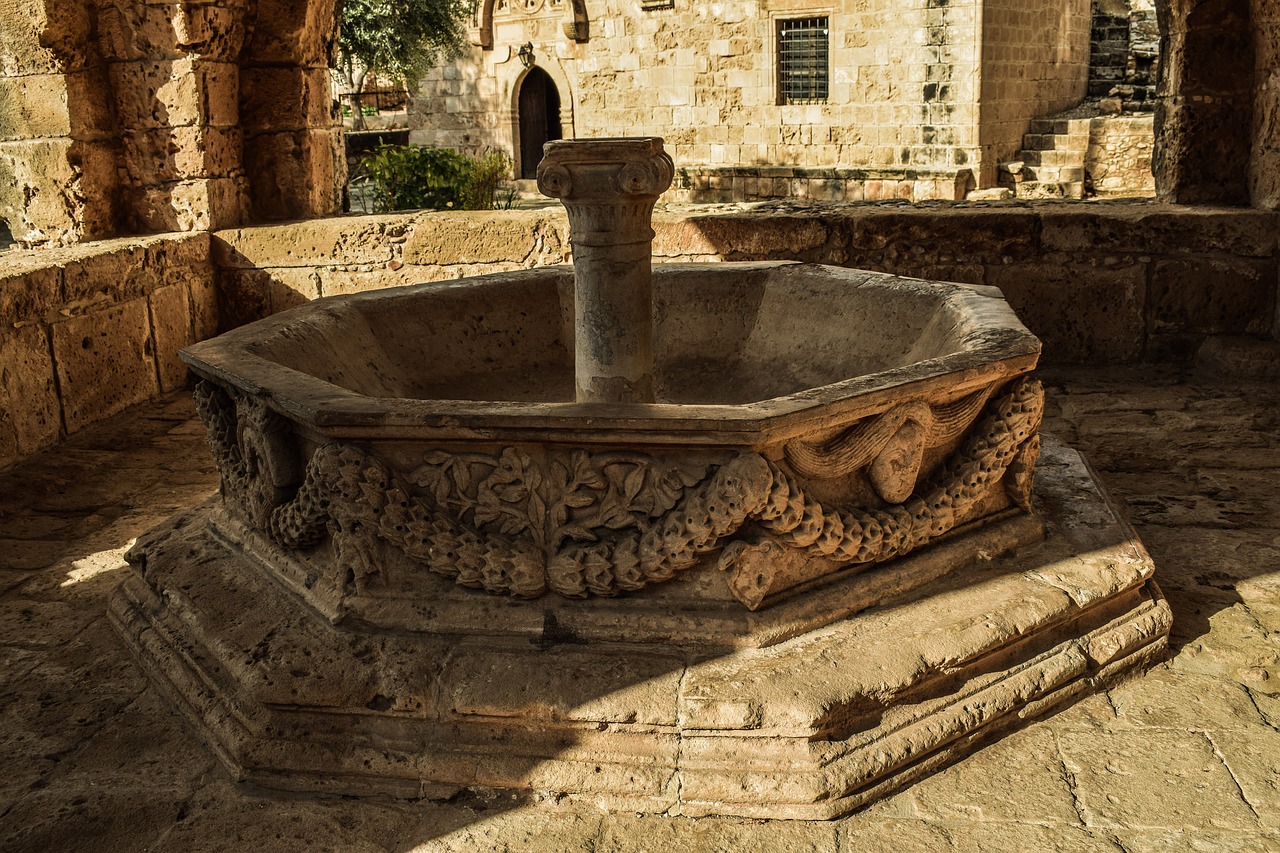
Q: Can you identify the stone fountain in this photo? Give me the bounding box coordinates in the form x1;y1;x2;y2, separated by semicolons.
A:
111;138;1170;818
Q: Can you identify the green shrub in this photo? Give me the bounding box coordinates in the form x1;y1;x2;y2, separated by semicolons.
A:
361;144;473;211
360;144;514;212
462;149;515;210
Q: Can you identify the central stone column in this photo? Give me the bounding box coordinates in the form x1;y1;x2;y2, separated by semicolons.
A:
536;137;674;404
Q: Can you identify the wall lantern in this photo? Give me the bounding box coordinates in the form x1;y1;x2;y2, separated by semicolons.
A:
517;41;535;67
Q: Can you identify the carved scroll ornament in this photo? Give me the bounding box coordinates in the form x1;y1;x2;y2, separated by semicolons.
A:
188;376;1046;610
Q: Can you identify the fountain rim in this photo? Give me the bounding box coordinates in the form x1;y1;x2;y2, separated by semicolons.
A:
181;262;1041;444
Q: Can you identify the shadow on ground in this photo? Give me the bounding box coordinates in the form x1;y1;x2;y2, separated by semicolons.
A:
1;362;1279;851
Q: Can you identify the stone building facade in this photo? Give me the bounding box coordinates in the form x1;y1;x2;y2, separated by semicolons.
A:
413;0;1093;201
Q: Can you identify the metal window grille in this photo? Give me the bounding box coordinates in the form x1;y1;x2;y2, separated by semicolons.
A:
777;17;829;105
640;0;674;9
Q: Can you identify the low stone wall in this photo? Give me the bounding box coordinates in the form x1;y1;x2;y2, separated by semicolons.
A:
0;233;214;468
214;203;1278;365
0;203;1275;469
212;211;572;328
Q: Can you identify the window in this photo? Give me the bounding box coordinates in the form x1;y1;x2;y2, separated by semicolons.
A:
777;17;829;105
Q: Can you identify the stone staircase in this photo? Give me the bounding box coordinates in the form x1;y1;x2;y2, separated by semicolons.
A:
999;116;1092;199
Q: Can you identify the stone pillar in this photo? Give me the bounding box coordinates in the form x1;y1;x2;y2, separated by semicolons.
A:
1153;0;1255;204
0;0;120;244
536;138;673;404
239;0;345;221
1250;0;1280;209
99;0;253;233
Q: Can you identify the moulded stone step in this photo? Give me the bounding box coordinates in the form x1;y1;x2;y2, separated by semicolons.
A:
1021;149;1084;168
1020;165;1085;183
1020;133;1063;151
1021;132;1089;152
1028;117;1094;135
1014;180;1086;200
1013;180;1065;199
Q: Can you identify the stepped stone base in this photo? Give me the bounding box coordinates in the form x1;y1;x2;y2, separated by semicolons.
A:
109;436;1170;819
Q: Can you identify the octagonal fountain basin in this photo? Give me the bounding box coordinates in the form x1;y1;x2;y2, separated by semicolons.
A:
190;261;1039;428
113;138;1168;819
181;260;1045;629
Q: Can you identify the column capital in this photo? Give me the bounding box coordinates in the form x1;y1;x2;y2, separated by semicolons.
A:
536;137;674;246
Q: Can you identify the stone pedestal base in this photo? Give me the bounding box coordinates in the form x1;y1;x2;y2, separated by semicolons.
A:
109;437;1170;819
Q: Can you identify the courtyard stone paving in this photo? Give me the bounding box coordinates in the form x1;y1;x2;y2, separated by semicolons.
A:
0;363;1278;852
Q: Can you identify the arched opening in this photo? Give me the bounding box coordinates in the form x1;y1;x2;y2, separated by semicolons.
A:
517;66;563;179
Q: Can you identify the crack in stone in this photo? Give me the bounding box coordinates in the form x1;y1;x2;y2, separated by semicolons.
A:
667;658;692;816
1203;731;1263;824
1053;731;1089;827
1242;687;1280;733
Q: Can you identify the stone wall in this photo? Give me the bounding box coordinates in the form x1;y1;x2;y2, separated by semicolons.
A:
412;0;1090;197
0;0;119;245
1090;0;1132;96
1154;0;1255;205
213;204;1277;366
0;233;214;468
0;203;1273;470
0;0;344;247
1086;114;1157;196
669;167;974;205
212;212;571;327
1089;0;1159;106
979;0;1092;185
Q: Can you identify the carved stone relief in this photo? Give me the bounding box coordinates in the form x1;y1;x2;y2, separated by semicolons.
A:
195;376;1044;610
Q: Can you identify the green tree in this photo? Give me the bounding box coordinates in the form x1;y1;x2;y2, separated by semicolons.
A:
337;0;470;100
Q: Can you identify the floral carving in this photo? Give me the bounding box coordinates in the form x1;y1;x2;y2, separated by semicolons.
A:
409;448;708;554
259;376;1044;609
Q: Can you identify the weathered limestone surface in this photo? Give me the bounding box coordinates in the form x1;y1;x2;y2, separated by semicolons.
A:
1154;0;1256;205
0;202;1273;472
0;232;213;467
108;435;1165;817
0;363;1276;848
414;0;1089;196
1252;0;1280;208
210;203;1279;366
0;0;120;245
1086;114;1157;197
0;0;343;245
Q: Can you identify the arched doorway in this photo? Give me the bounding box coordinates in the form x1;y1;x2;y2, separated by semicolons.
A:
518;66;563;179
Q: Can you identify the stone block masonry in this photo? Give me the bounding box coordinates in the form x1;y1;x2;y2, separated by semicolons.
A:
211;203;1278;369
0;202;1275;471
413;0;1090;196
1086;114;1156;197
0;0;345;246
0;233;214;468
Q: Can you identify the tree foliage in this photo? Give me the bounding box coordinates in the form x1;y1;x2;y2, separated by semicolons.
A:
337;0;471;91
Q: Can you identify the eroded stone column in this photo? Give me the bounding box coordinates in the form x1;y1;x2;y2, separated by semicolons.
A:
1154;0;1255;204
537;137;673;404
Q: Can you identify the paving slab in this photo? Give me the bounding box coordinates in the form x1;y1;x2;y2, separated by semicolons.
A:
0;364;1277;850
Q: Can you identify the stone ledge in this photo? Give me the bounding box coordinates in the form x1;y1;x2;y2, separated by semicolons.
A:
0;232;213;466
